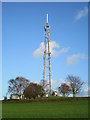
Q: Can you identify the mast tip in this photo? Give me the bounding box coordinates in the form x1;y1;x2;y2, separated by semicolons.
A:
46;14;48;23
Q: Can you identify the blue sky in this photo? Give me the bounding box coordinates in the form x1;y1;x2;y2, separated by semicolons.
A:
2;2;88;98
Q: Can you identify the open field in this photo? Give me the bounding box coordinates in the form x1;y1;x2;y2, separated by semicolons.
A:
2;97;89;118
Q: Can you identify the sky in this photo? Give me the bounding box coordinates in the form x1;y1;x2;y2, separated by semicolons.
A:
2;2;88;99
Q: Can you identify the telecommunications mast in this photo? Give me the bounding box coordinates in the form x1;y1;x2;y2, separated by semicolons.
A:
43;14;51;96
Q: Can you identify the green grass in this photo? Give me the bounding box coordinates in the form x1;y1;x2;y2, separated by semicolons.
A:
2;98;88;118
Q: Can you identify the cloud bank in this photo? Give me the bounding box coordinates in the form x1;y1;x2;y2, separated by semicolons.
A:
33;41;69;58
75;6;88;21
66;53;86;65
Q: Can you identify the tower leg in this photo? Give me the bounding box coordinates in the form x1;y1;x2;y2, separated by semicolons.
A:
48;32;51;96
43;33;47;90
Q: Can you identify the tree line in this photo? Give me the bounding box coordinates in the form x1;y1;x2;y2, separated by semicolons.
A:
6;75;84;99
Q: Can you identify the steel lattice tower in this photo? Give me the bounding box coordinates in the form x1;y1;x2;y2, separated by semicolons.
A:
43;14;51;96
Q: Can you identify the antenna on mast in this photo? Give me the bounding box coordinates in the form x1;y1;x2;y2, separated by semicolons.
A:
46;14;48;23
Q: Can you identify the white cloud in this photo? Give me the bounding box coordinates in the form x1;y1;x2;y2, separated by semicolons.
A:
59;47;69;54
75;6;88;21
33;42;44;58
66;53;86;65
33;41;69;58
31;80;40;84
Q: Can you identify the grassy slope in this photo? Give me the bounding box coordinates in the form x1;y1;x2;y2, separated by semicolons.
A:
2;98;88;118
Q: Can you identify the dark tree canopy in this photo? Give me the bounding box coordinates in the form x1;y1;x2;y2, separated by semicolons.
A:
58;83;70;97
67;75;84;97
24;83;44;99
8;77;30;95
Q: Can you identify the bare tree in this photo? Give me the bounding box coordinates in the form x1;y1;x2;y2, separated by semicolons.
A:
58;83;70;97
40;80;49;88
8;77;30;96
67;75;84;97
40;80;49;94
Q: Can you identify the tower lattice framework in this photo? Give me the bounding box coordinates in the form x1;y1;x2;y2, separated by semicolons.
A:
43;14;51;96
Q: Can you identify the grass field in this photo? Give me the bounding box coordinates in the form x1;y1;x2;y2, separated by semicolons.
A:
2;97;88;118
